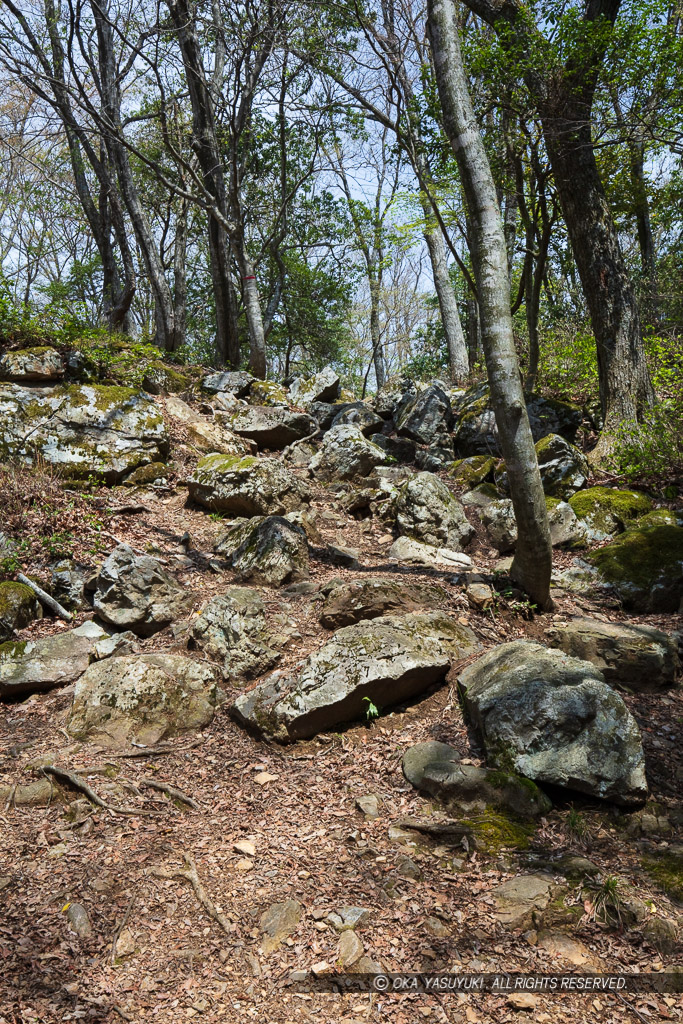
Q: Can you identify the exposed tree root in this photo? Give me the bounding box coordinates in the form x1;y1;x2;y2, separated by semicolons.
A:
140;777;199;809
41;766;164;818
146;852;235;935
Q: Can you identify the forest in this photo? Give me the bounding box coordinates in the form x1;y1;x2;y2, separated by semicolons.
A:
0;0;681;1022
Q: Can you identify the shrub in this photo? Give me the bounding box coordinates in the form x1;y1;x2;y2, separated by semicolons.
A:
609;400;683;488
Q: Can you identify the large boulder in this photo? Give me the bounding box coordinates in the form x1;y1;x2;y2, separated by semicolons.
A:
288;366;340;408
545;617;680;691
589;525;683;612
215;516;309;587
66;653;218;747
0;620;109;697
454;384;582;456
569;487;653;542
164;395;251;456
93;544;196;636
319;577;449;629
331;403;384;437
191;589;294;681
188;454;309;515
388;536;472;569
221;406;317;449
231;612;481;742
202;370;254;397
396;472;474;551
458;640;648;806
0;582;42;640
0;346;65;382
0;383;169;482
480;498;586;552
448;456;495;488
495;434;589;500
395;384;454;445
309;425;389;481
248;380;289;406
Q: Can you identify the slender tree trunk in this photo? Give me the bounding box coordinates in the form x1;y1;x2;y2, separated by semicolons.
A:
173;198;188;347
466;296;481;367
368;273;386;389
427;0;552;609
420;195;469;380
233;235;267;378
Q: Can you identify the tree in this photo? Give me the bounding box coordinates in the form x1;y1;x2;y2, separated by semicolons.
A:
427;0;553;608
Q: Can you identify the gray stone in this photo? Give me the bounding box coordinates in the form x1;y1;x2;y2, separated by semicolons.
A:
355;794;380;819
0;347;64;382
65;903;92;938
326;907;371;932
490;875;553;930
165;395;251;456
480;499;517;553
288;366;340;408
545;617;680;690
309;424;389;481
202;370;254;397
231;611;481;742
388;536;472;569
50;561;87;612
338;930;364;967
0;582;42;639
369;433;417;464
461;483;499;508
188;454;309;515
458;640;648;806
396;384;453;445
0;383;168;482
454;384;582;456
396;472;474;551
215;516;309;587
331;402;384;436
93;544;195;637
67;653;218;747
92;631;139;660
191;588;293;679
495;434;589;500
260;899;302;953
319;576;449;629
415;443;456;472
0;620;108;697
222;406;317;449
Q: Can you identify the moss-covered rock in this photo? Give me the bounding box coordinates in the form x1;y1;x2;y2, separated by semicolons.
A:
188;453;309;515
495;434;589;499
453;383;582;455
0;346;65;381
0;582;43;640
448;456;495;488
248;379;289;406
141;360;195;395
632;508;682;530
123;462;167;487
288;366;340;408
642;847;683;902
589;524;683;611
569;486;653;541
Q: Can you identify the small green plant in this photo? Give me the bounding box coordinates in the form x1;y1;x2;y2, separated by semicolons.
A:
584;875;623;926
567;807;589;842
362;696;380;721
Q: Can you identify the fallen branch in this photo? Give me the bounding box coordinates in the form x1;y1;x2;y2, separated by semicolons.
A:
17;573;72;622
397;816;476;846
105;739;203;759
140;777;199;809
109;503;152;515
41;766;164;818
110;892;137;966
146;852;235;935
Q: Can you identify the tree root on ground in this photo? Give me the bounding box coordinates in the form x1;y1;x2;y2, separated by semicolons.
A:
41;766;164;818
146;852;235;935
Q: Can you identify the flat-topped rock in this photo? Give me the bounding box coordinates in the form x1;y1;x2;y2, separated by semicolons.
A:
319;576;449;629
188;454;309;515
0;346;65;381
0;620;109;697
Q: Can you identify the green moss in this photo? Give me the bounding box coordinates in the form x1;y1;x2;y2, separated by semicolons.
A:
197;453;258;476
460;808;535;854
633;509;680;530
589;525;683;593
545;496;561;510
642;852;683;902
448;456;495;487
534;434;556;455
0;639;28;660
569;486;653;530
123;462;167;486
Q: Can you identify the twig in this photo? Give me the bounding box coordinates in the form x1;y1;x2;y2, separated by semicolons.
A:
616;991;650;1024
17;573;72;622
140;777;199;809
111;1006;133;1022
105;739;203;758
110;892;137;966
146;852;235;935
41;766;164;818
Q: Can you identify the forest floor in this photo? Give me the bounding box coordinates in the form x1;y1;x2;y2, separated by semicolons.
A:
0;426;682;1024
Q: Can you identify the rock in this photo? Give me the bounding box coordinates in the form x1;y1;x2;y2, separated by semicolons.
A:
495;434;589;500
424;916;451;938
551;557;612;598
642;916;680;954
66;653;218;747
395;472;474;551
355;794;380;819
331;402;383;436
309;424;388;481
0;383;169;482
92;631;139;660
395;384;453;444
415;443;456;472
480;499;517;553
396;855;421;879
545;617;680;690
448;456;495;488
545;499;587;548
215;516;309;586
231;611;481;742
260;899;302;953
141;361;193;395
0;346;65;382
0;620;109;697
326;544;359;568
589;524;683;612
65;903;92;938
388;536;472;569
50;561;87;611
222;406;317;449
188;454;309;515
569;486;653;542
164;395;250;455
122;461;167;487
289;366;340;408
402;741;551;819
202;370;254;397
326;907;371;932
536;930;600;967
458;640;648;806
454;384;582;455
93;544;195;637
507;993;540;1011
0;582;42;639
318;576;449;629
461;483;499;507
490;874;553;930
466;582;494;610
337;930;364;967
191;588;292;679
248;380;289;406
369;433;418;464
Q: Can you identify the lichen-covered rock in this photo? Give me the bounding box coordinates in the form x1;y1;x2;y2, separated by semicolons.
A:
454;384;582;455
66;653;218;747
0;346;65;382
141;361;194;395
395;384;453;445
248;380;289;407
589;524;683;612
415;442;456;472
331;402;384;436
288;366;340;408
0;582;42;640
458;640;648;806
369;433;417;464
481;498;586;552
191;588;294;680
396;472;474;551
122;461;168;487
461;482;499;507
448;456;495;488
319;576;449;629
309;424;389;481
231;612;481;742
164;395;251;456
0;620;108;697
388;536;472;569
545;617;680;690
0;383;168;481
490;875;554;930
544;498;588;548
50;561;87;611
222;406;317;449
402;741;552;818
373;377;414;420
93;544;196;636
202;370;254;397
495;434;589;500
188;454;309;514
569;487;654;541
216;516;309;586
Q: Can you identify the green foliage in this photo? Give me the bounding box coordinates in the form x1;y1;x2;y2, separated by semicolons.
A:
362;696;380;721
609;401;683;487
537;327;599;404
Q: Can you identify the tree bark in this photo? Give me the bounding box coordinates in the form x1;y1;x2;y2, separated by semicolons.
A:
421;195;469;380
427;0;552;609
368;272;386;389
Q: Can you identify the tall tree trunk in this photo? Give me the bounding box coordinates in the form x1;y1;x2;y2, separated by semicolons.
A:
173;197;188;347
420;193;469;380
466;296;481;367
427;0;552;609
368;273;386;389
